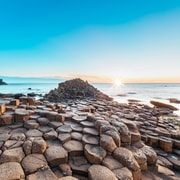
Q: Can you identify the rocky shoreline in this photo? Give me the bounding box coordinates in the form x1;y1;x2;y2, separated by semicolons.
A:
0;79;179;180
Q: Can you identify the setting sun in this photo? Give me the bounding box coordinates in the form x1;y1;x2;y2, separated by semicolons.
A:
114;79;123;87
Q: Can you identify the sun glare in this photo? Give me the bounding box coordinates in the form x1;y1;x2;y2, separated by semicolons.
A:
114;79;123;87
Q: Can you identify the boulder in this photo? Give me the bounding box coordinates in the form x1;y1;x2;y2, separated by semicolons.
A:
46;111;58;121
159;137;173;153
112;121;131;145
15;108;30;122
102;156;123;170
83;127;99;136
9;99;20;106
69;156;91;176
63;140;83;156
133;149;147;170
113;167;133;180
0;133;10;141
0;147;25;163
26;167;58;180
72;115;87;122
0;113;14;125
82;134;99;145
59;164;72;176
0;104;6;115
44;130;58;140
71;132;82;141
158;165;175;176
37;117;49;125
45;146;68;167
24;120;39;129
104;130;121;147
150;101;178;111
0;162;25;180
23;140;33;155
167;154;180;171
157;156;173;169
32;138;47;154
100;134;117;152
84;144;106;164
88;165;117;180
3;140;24;150
22;154;47;174
25;129;43;137
141;146;157;165
80;120;94;127
169;98;180;104
113;147;140;171
57;125;72;133
58;133;71;143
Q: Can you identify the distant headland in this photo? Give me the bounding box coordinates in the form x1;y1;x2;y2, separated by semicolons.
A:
0;79;7;85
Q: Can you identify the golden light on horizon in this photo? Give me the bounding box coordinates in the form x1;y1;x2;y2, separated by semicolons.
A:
113;79;123;87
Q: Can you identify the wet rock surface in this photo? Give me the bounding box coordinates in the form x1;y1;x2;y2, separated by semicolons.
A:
0;80;180;179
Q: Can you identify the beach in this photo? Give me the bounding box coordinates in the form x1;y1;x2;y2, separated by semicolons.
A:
0;79;179;180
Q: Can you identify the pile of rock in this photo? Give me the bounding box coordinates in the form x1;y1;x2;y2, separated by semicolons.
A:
44;78;112;102
0;79;7;85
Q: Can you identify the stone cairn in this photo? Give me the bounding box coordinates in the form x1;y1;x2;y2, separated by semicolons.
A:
0;79;179;180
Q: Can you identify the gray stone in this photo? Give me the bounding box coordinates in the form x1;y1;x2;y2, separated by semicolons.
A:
26;167;58;180
71;132;82;141
0;113;14;125
59;164;72;176
3;140;24;150
44;130;58;140
100;134;117;152
102;156;123;170
83;127;99;136
88;165;117;180
25;129;43;137
113;167;133;180
84;144;106;164
32;138;47;154
0;147;25;163
58;133;71;144
49;121;63;129
141;145;157;165
37;117;49;125
113;147;140;171
63;140;83;156
15;108;30;122
0;162;25;180
82;134;99;145
22;154;47;174
57;125;72;133
69;156;91;176
23;140;33;155
24;120;39;129
45;146;68;167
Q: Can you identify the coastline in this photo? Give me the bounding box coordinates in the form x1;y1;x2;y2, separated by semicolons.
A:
0;93;179;179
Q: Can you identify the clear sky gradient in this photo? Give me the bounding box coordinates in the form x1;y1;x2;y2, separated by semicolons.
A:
0;0;180;83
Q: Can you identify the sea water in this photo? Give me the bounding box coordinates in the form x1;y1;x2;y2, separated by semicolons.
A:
0;79;180;115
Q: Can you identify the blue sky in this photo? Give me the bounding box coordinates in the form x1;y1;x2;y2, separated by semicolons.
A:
0;0;180;82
